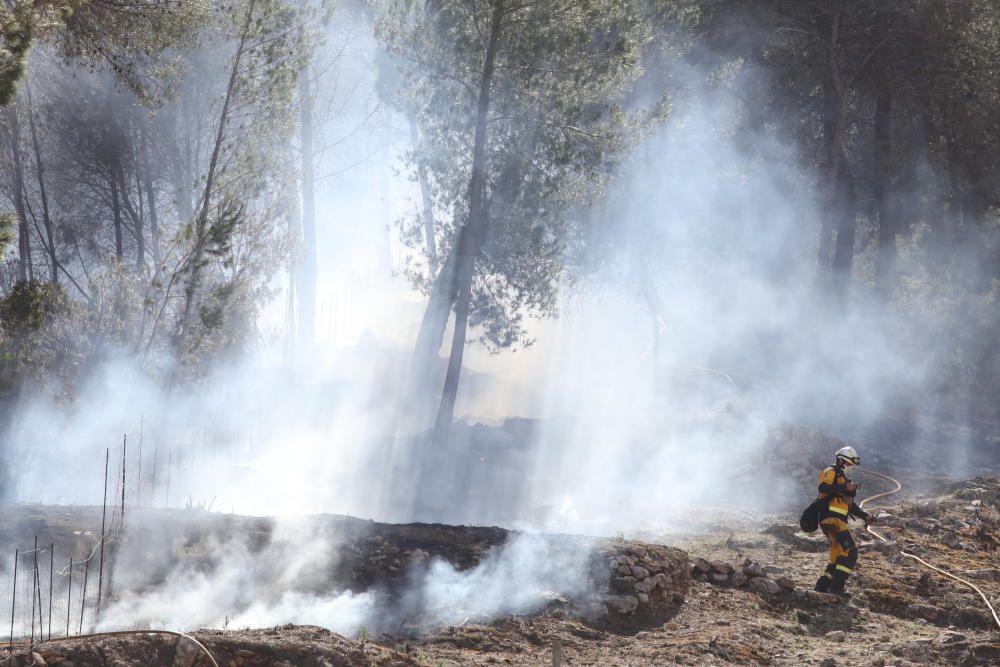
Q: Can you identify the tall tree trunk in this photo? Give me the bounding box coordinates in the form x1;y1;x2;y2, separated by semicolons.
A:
110;169;124;261
24;85;57;284
139;124;161;265
432;0;505;441
409;116;437;270
175;0;256;353
116;166;145;269
5;105;30;282
830;169;856;290
409;227;463;423
296;62;317;350
873;22;895;295
817;2;847;277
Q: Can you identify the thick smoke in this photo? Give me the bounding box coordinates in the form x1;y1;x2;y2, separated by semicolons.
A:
1;5;996;642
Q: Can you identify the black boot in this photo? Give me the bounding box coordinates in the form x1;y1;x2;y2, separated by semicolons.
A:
814;573;832;592
828;570;850;595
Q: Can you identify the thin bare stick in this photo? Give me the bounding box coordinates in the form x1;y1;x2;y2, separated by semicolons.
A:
97;448;109;621
137;417;144;507
66;558;72;637
48;544;53;640
78;557;89;635
30;537;37;651
10;549;18;654
121;434;127;530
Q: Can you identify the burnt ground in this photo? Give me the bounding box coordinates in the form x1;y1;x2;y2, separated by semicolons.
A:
0;472;998;666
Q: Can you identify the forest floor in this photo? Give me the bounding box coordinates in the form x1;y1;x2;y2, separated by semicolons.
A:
0;414;1000;667
5;471;1000;666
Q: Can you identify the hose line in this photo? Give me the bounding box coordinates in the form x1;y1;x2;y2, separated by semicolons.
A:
857;468;1000;631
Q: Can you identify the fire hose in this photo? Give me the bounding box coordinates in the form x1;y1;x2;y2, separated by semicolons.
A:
857;468;1000;631
3;629;219;667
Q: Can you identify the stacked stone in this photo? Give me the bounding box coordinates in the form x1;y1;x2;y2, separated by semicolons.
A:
691;557;797;597
594;542;690;623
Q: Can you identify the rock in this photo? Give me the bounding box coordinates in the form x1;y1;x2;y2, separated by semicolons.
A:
748;576;781;596
763;565;785;575
616;564;632;576
932;631;967;646
873;511;903;527
763;524;828;552
630;565;650;580
611;576;636;593
603;594;639;615
709;572;731;585
941;532;962;548
821;658;837;667
793;589;845;606
891;640;931;663
637;592;649;604
731;571;748;587
742;561;767;578
795;610;812;624
776;576;796;591
634;577;658;593
173;637;201;667
693;557;712;574
825;630;846;642
907;603;943;624
710;560;734;575
30;653;44;667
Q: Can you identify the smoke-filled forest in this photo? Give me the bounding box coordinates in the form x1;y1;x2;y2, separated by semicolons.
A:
0;1;999;666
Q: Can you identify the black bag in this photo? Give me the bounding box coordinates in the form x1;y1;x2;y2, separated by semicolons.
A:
799;498;823;533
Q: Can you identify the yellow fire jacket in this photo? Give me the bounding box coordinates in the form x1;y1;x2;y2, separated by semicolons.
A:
817;464;869;521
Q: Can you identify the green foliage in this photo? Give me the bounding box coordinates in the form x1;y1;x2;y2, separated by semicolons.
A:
379;0;658;351
0;213;15;256
0;280;67;334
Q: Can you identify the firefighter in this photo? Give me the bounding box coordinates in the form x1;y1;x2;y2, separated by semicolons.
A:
814;446;875;595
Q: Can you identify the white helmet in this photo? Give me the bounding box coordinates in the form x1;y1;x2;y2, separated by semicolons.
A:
836;446;860;466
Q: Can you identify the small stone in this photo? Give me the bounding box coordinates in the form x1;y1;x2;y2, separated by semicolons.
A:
709;572;731;585
891;640;931;662
693;557;712;573
635;577;657;593
731;571;748;587
31;653;45;667
748;576;781;595
710;560;734;575
825;630;846;642
821;658;837;667
776;576;796;591
742;561;767;578
795;610;812;624
664;622;680;631
630;565;650;579
932;631;966;646
637;592;649;604
603;594;639;614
